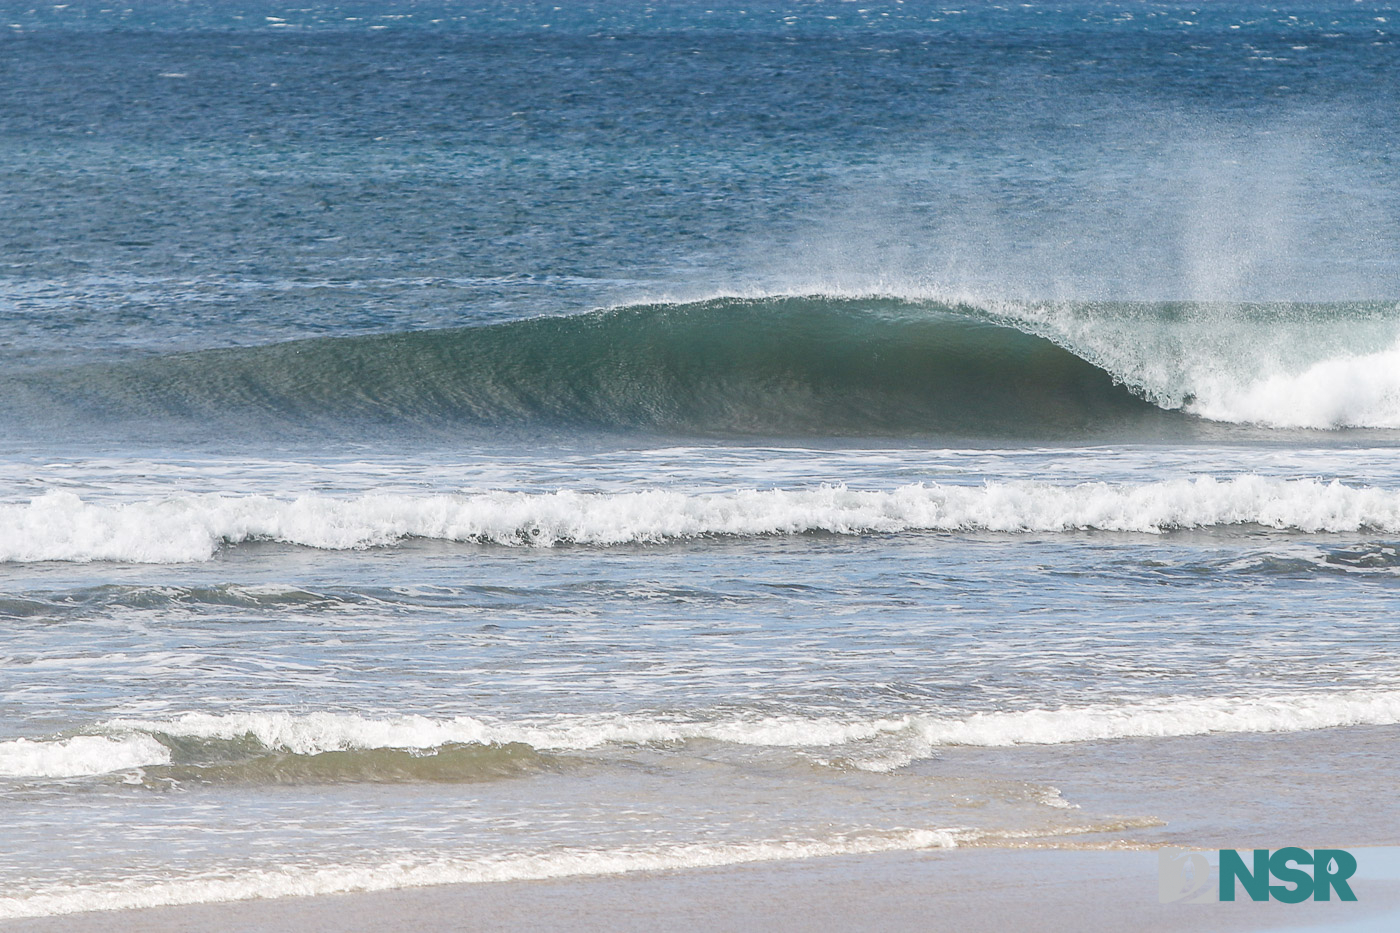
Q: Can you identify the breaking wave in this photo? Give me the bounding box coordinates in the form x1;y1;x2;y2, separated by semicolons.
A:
4;295;1397;438
4;476;1400;563
7;689;1399;782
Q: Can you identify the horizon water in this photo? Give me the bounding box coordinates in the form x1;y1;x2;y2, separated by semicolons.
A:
3;0;1400;919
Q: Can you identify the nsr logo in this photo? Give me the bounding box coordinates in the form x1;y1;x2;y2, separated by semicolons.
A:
1159;848;1358;903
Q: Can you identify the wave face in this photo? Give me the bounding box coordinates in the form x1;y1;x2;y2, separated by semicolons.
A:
3;477;1399;563
7;295;1400;438
0;297;1175;439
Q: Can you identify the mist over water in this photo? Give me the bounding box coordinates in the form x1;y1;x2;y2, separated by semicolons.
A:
775;113;1400;303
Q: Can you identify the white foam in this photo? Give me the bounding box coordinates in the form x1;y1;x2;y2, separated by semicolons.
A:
0;828;966;919
4;476;1400;563
0;734;169;778
901;686;1400;750
916;691;1400;746
1186;339;1400;428
854;690;1400;771
81;687;1400;776
2;711;896;778
100;710;902;758
994;299;1400;429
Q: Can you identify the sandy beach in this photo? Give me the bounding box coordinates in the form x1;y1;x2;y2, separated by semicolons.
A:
5;846;1398;933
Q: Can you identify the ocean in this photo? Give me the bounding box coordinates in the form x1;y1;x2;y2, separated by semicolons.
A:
1;0;1399;919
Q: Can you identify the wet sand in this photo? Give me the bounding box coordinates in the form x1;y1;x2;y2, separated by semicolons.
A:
5;846;1398;933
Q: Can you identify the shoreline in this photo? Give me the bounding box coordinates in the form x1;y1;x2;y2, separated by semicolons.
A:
7;725;1400;931
5;846;1399;933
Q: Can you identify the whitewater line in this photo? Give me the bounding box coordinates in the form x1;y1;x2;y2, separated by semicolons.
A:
1;476;1399;563
6;688;1400;780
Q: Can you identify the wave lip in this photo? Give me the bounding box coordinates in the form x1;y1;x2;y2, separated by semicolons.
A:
4;476;1400;563
995;297;1400;430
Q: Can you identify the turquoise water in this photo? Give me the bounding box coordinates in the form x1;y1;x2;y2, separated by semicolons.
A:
2;0;1400;919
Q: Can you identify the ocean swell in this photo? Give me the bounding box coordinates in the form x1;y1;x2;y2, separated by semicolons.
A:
0;297;1167;438
5;295;1399;437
